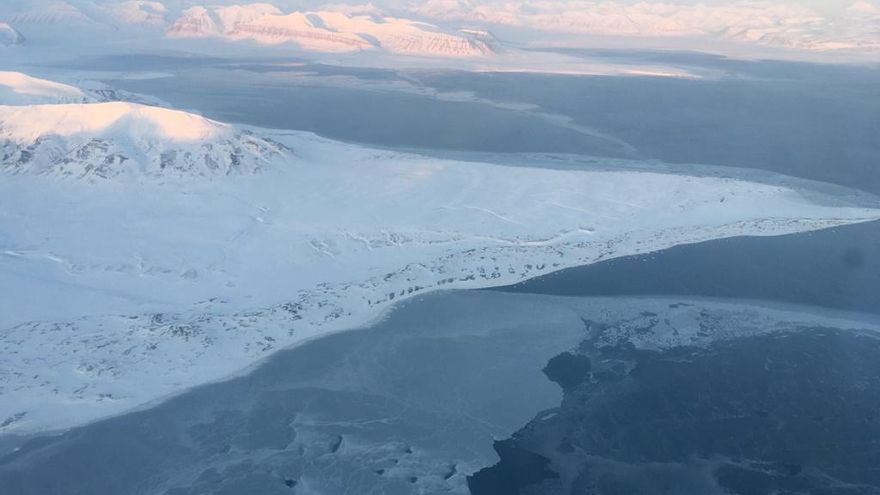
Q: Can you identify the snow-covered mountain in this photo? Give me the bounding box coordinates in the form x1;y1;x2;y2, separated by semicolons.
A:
165;3;279;37
0;1;497;57
0;71;171;108
0;102;287;179
166;4;496;56
0;22;25;45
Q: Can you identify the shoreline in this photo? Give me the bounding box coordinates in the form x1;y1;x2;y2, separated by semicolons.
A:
2;213;879;439
5;287;880;458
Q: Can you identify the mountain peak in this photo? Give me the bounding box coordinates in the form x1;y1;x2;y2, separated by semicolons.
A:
1;101;223;142
0;102;288;180
0;71;89;104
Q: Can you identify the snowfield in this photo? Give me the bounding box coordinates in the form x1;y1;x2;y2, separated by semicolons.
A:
0;72;91;105
1;86;879;435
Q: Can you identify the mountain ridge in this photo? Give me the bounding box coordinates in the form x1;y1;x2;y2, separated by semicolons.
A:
166;5;497;56
0;101;288;179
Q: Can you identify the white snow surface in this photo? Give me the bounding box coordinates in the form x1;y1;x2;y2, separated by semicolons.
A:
2;101;220;141
0;71;171;106
0;71;91;104
1;100;879;434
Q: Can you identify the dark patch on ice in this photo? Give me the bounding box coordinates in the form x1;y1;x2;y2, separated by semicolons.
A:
500;220;880;317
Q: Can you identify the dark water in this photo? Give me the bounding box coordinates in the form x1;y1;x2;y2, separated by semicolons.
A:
500;220;880;316
415;67;880;194
472;218;880;495
469;326;880;495
82;52;880;195
108;67;626;157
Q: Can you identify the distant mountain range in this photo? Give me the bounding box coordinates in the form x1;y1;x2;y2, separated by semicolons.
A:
0;1;878;57
166;4;497;56
0;1;498;57
416;0;880;53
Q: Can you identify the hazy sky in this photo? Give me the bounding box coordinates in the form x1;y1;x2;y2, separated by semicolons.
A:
617;0;856;13
355;0;867;16
37;0;870;16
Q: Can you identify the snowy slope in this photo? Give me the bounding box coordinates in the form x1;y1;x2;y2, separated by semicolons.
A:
0;71;91;104
0;71;171;107
0;102;287;178
166;5;496;56
1;106;879;433
0;22;25;45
